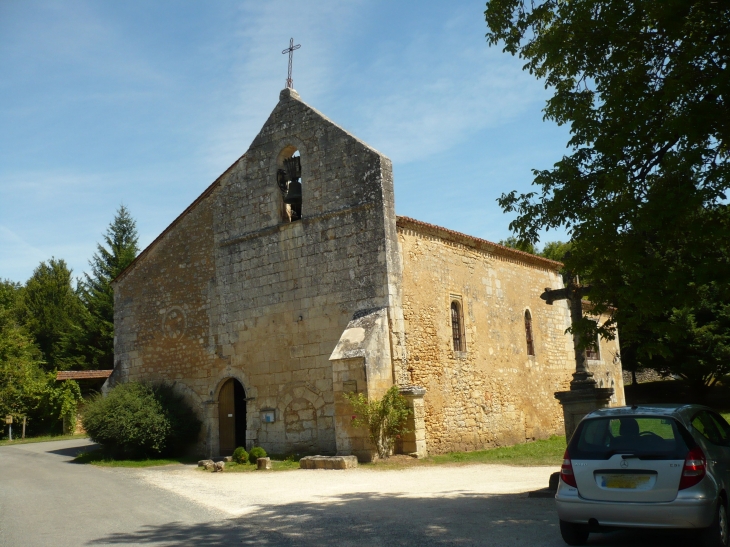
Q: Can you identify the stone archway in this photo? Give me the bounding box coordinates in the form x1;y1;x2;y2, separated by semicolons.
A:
280;384;325;453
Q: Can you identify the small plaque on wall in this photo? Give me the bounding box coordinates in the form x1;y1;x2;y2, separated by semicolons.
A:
343;380;357;393
261;409;276;423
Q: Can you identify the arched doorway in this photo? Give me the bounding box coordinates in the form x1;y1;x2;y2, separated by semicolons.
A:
218;378;247;456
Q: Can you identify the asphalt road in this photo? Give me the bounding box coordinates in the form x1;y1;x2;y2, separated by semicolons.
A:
0;439;704;546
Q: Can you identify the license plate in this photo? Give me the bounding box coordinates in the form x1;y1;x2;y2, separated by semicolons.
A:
602;475;651;489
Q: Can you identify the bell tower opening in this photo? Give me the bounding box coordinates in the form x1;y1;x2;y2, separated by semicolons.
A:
277;148;302;222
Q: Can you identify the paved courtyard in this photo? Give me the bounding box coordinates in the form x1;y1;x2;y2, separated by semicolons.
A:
0;439;698;546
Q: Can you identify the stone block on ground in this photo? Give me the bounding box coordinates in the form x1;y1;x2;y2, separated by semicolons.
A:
213;461;225;472
204;462;215;471
198;459;214;468
257;457;272;470
299;455;358;470
224;456;233;463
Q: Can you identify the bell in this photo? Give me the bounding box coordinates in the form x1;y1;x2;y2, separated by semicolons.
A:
283;180;302;204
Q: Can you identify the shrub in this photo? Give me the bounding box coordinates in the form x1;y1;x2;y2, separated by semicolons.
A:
249;446;267;464
232;446;249;464
82;382;200;458
344;385;411;459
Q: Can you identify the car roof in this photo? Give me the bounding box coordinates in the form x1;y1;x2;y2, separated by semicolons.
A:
584;404;710;419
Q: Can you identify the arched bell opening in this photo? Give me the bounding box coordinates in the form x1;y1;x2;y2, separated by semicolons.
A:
276;147;302;222
218;378;247;456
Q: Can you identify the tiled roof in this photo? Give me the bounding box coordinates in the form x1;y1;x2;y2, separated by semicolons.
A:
55;370;113;381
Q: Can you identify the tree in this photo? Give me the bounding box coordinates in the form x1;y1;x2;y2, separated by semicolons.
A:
18;259;85;371
78;205;139;369
0;280;22;313
0;300;81;436
643;283;730;390
498;236;536;254
344;386;411;459
539;241;572;263
0;305;46;423
485;0;730;383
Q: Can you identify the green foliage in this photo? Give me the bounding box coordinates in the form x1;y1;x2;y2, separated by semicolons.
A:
248;446;267;464
77;205;139;370
486;0;730;381
17;258;86;371
0;297;84;437
82;382;200;458
344;385;411;459
498;236;536;254
644;284;730;390
539;241;572;263
0;306;46;424
0;280;22;313
232;446;249;464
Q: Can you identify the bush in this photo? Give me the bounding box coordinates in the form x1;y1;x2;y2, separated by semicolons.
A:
232;446;249;464
82;382;200;458
249;446;267;464
344;385;411;459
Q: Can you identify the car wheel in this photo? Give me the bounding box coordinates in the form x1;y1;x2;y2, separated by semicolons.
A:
701;500;729;547
559;520;589;546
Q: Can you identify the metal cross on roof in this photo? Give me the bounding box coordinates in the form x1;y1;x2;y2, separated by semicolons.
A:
282;38;301;89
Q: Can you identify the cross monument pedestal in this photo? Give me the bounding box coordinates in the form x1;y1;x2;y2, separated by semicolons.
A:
541;268;614;442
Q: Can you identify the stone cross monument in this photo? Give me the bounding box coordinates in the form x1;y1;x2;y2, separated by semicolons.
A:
541;264;614;441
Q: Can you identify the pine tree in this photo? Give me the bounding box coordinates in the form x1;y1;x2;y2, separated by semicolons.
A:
79;205;139;369
19;258;85;371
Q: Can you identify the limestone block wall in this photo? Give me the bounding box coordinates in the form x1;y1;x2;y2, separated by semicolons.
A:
398;217;624;454
111;184;220;454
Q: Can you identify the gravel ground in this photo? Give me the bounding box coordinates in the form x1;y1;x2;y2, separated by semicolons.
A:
133;462;558;516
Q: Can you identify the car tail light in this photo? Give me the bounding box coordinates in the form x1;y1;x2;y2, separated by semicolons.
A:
561;448;577;487
678;446;706;490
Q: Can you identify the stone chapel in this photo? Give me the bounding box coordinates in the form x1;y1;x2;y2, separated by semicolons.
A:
107;88;625;459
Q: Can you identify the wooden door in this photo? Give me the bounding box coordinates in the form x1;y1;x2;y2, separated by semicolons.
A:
218;379;236;455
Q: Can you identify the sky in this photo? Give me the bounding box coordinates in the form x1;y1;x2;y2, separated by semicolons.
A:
0;0;571;284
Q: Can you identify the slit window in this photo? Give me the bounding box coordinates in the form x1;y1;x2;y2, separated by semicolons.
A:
524;310;535;356
451;301;464;352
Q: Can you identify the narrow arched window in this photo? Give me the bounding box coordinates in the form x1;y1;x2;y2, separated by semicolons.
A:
451;301;463;352
585;320;601;360
524;310;535;356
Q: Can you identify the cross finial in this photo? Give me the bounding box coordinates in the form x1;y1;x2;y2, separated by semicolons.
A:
282;38;301;89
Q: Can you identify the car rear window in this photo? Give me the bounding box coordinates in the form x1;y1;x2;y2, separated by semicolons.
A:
569;416;692;460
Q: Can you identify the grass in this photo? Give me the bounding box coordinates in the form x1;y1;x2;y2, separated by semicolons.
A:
72;448;198;467
358;435;567;470
426;435;566;467
0;433;87;447
73;449;300;470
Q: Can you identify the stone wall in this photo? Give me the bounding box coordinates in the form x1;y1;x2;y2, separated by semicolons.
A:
111;88;404;457
397;217;625;454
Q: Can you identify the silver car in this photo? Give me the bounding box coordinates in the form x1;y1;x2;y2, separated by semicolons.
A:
555;404;729;546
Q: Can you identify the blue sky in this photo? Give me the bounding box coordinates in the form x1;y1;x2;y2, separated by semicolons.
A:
0;1;570;284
